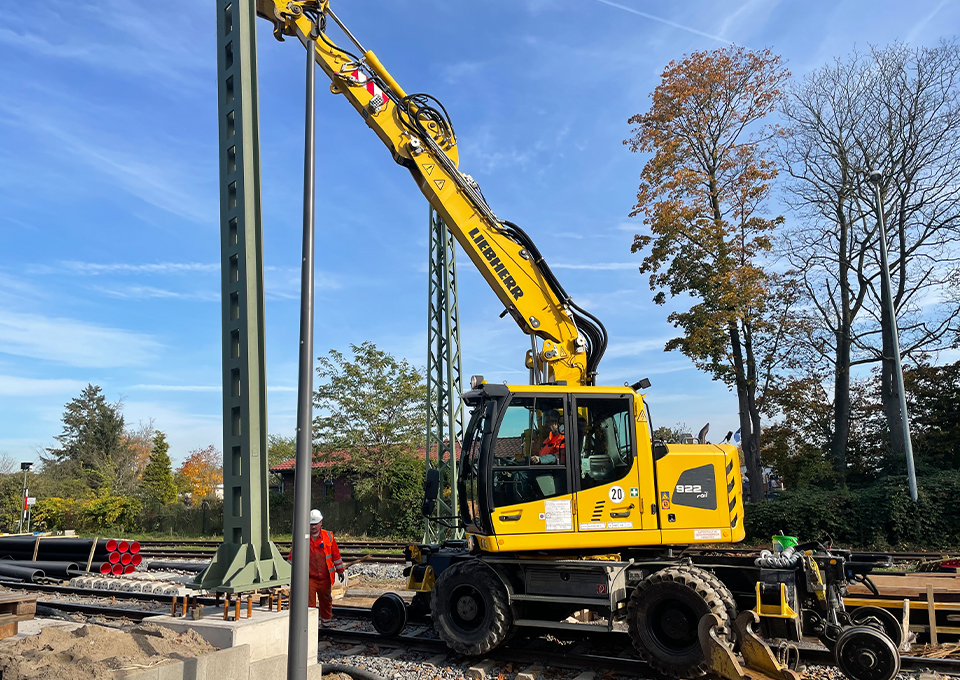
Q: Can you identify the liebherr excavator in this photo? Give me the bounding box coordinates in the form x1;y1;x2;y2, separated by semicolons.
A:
255;4;901;679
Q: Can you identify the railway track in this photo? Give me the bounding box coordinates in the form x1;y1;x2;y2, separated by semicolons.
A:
9;580;960;677
133;540;960;562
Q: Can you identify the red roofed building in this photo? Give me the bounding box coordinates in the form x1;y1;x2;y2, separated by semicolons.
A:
269;445;447;504
269;454;354;502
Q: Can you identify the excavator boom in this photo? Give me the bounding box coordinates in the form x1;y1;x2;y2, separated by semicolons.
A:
254;0;606;386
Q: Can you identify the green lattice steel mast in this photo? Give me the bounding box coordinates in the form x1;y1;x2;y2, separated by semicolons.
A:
192;0;290;593
424;207;465;542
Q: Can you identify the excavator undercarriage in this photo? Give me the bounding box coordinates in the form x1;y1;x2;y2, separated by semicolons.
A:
375;541;902;680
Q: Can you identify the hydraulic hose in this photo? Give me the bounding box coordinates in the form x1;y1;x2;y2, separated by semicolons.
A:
755;547;802;569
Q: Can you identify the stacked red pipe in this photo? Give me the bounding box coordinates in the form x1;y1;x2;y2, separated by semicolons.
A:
0;536;142;582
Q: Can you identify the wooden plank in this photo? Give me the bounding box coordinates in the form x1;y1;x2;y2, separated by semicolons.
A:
0;622;17;640
85;536;98;572
844;596;960;612
901;599;911;652
928;584;939;645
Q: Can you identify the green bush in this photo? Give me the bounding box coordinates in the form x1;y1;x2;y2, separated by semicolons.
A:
745;471;960;550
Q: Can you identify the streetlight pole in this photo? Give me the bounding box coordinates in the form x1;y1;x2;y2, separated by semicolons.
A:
868;170;918;502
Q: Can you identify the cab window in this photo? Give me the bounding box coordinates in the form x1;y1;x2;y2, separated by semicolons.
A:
575;397;634;491
491;396;568;507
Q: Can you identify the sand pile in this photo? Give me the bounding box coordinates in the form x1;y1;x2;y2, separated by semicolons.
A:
0;622;217;680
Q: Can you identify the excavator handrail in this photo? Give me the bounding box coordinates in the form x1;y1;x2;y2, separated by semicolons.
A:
254;0;607;386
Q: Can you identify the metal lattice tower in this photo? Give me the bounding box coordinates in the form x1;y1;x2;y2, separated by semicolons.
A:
424;207;465;542
192;0;290;593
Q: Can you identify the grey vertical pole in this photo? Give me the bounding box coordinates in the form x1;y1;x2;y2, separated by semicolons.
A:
288;37;317;680
869;170;918;502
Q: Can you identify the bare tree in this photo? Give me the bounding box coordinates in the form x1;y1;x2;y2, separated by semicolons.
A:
779;41;960;475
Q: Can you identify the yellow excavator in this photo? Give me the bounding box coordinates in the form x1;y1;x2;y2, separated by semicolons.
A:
255;4;901;680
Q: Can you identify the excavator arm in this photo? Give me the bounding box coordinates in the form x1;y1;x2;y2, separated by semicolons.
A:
254;0;607;386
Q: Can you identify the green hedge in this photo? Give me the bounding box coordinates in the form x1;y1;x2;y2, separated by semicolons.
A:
744;471;960;550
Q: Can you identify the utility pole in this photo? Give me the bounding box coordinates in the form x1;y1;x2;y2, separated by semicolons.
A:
868;169;918;502
424;208;465;542
288;26;318;680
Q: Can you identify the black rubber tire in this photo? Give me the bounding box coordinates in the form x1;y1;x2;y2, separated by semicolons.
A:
834;626;900;680
627;565;735;678
688;567;739;647
431;559;512;656
371;592;407;636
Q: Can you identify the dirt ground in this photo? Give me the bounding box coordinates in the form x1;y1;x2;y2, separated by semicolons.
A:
0;622;216;680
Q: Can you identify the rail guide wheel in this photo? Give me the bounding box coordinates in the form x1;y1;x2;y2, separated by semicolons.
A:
371;592;407;636
627;565;736;678
849;605;903;649
834;626;900;680
431;559;512;656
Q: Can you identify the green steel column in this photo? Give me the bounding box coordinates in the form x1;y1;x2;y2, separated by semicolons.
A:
192;0;290;593
424;207;465;542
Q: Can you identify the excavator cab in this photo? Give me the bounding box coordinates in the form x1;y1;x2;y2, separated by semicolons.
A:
456;381;745;553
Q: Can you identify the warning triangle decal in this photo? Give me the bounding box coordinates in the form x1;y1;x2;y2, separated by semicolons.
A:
434;179;446;190
422;164;435;175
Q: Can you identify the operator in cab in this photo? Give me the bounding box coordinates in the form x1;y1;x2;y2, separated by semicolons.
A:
531;409;565;464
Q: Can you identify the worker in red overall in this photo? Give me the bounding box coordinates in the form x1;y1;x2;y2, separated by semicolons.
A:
531;409;565;464
288;509;345;625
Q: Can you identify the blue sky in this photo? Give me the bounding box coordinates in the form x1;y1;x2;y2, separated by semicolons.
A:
0;0;956;465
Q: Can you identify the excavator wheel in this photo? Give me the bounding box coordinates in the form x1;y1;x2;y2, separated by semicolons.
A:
628;565;735;678
690;566;740;649
431;559;512;656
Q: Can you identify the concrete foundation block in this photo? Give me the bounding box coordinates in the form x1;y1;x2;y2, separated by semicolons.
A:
307;664;327;680
148;608;317;666
157;661;186;680
249;653;286;680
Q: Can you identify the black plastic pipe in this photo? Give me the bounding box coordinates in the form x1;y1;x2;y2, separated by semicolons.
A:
3;561;78;578
0;563;43;582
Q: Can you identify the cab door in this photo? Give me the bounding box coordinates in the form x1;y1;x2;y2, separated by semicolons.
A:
572;393;647;533
487;394;575;541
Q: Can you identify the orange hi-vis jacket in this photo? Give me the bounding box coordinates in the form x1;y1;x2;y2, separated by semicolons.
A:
289;529;344;585
540;431;565;463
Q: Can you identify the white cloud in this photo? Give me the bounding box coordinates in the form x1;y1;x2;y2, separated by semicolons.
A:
0;310;162;368
59;261;218;275
604;337;673;358
0;375;87;397
0;102;215;224
131;384;220;393
592;0;736;45
93;285;219;302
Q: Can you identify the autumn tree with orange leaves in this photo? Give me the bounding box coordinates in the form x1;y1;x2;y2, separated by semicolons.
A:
175;445;223;501
625;46;796;502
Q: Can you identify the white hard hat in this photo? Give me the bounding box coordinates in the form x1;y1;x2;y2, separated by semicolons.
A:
310;509;323;524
